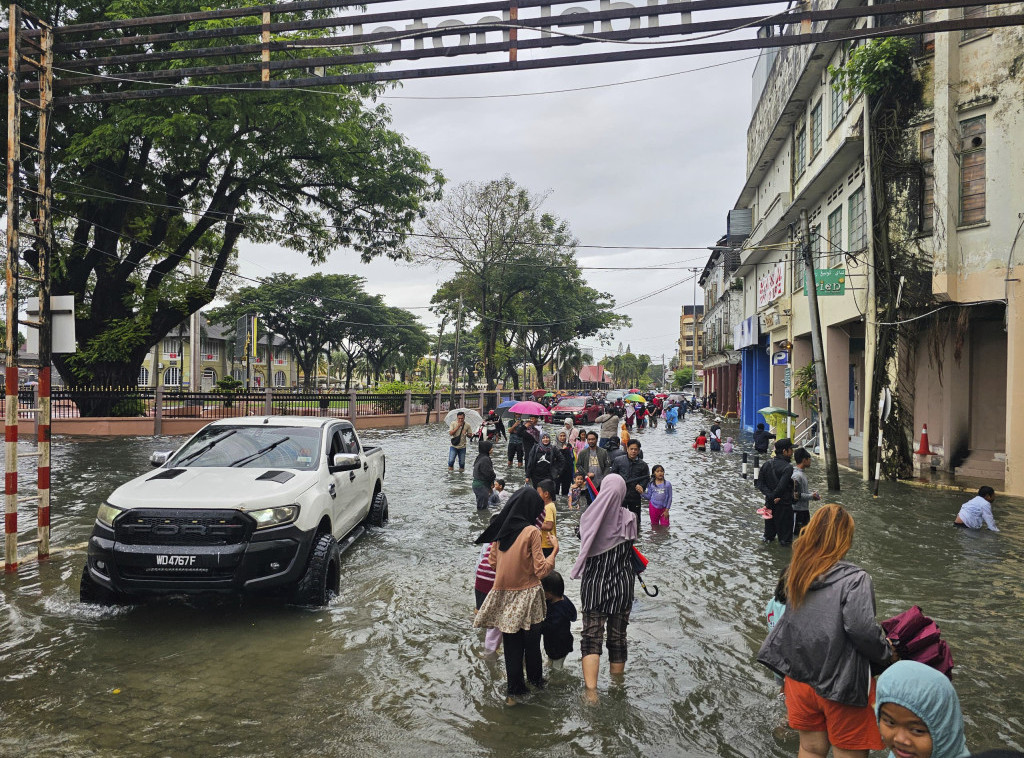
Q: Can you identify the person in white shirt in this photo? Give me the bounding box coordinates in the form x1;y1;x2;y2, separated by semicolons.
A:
955;486;999;531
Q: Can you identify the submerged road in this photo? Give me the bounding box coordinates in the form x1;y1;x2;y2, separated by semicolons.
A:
0;415;1022;757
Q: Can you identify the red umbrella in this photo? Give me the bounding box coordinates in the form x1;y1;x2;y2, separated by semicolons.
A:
508;400;553;417
531;388;546;398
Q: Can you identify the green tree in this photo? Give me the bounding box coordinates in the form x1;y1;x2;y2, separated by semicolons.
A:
17;0;442;410
672;366;694;391
513;261;626;388
209;273;377;391
354;306;431;386
414;177;570;390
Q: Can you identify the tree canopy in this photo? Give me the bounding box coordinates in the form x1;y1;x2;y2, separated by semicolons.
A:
16;0;443;395
209;273;429;390
414;176;626;389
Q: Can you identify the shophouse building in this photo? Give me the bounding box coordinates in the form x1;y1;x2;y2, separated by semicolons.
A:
713;3;1024;493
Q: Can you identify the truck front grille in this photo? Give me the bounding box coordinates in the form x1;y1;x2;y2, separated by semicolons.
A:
115;509;253;546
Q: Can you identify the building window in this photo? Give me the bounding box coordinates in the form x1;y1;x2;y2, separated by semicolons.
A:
274;370;287;387
920;128;935;234
201;339;219;360
203;367;217;384
138;366;150;386
959;116;986;225
830;76;844;130
162;337;179;355
164;367;182;387
810;100;823;157
794;126;807;179
962;5;987;40
848;186;867;252
232;368;245;382
828;207;843;266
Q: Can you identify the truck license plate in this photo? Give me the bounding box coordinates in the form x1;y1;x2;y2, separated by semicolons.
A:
155;555;199;567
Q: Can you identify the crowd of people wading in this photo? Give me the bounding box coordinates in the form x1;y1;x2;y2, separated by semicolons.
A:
440;388;1010;758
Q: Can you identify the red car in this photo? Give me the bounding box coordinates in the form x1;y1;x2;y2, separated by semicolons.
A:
550;396;603;424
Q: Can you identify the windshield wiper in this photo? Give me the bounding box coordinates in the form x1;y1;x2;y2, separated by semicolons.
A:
228;436;290;468
174;430;237;466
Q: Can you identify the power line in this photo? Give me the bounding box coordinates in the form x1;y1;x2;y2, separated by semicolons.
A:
381;54;762;100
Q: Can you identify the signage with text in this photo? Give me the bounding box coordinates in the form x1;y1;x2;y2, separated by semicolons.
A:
757;261;786;308
804;268;846;296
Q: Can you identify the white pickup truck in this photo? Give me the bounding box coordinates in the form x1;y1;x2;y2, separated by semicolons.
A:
81;416;387;606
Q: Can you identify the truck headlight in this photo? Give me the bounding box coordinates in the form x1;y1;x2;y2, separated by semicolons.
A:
248;505;299;530
96;503;124;527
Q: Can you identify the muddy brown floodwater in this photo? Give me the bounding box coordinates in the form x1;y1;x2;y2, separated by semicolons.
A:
1;415;1022;757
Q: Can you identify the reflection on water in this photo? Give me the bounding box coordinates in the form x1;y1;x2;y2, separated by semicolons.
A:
1;422;1022;757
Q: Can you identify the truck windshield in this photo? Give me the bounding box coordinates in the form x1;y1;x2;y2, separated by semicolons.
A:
169;426;322;470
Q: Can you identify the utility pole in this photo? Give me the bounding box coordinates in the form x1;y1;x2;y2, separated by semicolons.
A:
426;317;446;424
801;209;841;490
449;295;463;409
190;249;202;390
691;272;698;396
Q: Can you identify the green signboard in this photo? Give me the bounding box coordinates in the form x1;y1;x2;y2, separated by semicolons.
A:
804;268;846;296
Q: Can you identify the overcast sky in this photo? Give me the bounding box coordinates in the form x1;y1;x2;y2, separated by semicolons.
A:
237;37;758;365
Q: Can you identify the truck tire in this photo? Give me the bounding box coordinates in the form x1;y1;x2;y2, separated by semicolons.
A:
79;563;123;606
292;532;341;606
367;492;389;527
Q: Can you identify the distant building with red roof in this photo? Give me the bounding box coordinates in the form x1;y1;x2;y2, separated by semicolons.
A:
577;365;611;388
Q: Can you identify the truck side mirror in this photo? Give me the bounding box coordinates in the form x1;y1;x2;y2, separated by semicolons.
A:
151;451;172;467
331;453;360;471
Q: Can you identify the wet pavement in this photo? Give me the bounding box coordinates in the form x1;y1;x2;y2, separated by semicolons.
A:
1;414;1022;757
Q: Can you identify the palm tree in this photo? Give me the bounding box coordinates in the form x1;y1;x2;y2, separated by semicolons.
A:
555;343;586;388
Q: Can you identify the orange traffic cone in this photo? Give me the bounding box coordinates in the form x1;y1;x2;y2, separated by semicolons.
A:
915;424;933;455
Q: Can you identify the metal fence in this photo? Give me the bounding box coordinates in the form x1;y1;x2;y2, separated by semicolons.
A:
26;387;550;422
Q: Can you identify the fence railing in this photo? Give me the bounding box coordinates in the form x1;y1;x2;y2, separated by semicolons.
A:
36;387;543;423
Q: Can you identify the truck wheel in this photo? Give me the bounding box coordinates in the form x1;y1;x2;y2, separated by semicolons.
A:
79;563;123;606
368;492;389;527
293;533;341;606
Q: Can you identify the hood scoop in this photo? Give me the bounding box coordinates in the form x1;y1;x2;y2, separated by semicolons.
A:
256;470;295;484
148;468;186;481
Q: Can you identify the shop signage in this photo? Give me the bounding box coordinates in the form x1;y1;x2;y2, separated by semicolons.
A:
772;351;789;366
757;261;786;308
804;268;846;296
733;315;759;349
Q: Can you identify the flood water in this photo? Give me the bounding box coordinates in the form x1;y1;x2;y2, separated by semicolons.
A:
1;414;1022;757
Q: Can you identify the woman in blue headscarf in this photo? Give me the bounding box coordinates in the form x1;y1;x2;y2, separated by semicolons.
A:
875;660;969;758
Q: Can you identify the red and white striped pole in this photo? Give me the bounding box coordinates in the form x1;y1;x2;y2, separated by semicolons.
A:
5;11;23;572
4;367;18;571
37;366;50;559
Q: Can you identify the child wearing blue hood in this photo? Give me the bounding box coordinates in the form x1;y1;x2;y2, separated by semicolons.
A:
876;660;969;758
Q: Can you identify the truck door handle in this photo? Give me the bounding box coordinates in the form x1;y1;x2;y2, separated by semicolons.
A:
329;483;337;499
363;461;369;470
349;471;356;482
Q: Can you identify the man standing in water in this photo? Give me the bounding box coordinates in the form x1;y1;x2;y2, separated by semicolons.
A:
448;411;470;471
758;439;795;545
610;439;650;524
576;431;610;489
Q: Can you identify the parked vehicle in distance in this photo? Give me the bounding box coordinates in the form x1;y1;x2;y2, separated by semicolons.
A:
550;396;603;424
81;416;387;607
605;390;625;404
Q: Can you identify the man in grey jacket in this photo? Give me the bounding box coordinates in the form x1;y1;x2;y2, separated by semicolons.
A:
791;447;820;537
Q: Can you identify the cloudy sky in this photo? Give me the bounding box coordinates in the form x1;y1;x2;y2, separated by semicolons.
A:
238;16;760;365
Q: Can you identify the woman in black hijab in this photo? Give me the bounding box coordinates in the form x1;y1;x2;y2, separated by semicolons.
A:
473;487;558;701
